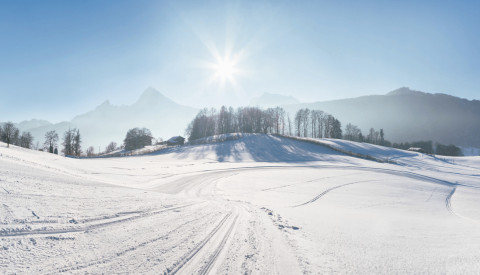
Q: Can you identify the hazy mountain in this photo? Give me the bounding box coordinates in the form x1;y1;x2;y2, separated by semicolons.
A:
15;119;52;131
21;88;198;150
285;87;480;148
250;92;299;107
0;119;52;132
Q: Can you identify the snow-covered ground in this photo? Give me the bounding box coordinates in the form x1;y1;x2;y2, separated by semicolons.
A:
1;134;480;274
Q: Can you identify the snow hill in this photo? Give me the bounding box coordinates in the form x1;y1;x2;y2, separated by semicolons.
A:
1;134;480;273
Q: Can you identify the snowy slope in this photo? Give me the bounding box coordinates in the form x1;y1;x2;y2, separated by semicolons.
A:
1;135;480;274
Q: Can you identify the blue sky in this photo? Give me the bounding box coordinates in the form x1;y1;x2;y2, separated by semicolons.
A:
1;0;479;123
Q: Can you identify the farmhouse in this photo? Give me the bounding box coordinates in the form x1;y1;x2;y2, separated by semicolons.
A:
167;136;185;146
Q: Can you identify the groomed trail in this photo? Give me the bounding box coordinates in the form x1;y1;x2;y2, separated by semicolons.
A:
1;134;480;274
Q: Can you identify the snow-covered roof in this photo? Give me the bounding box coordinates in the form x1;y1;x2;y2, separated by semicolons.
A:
168;136;184;142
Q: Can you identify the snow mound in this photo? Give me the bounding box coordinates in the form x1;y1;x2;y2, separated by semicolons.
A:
153;134;359;163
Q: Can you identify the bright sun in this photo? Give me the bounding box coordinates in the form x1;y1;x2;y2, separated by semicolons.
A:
212;58;237;82
202;50;245;88
215;60;235;79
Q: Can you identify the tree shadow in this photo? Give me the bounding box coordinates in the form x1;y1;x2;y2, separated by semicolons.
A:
151;134;356;164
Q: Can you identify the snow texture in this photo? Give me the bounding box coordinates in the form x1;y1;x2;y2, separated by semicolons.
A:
1;134;480;274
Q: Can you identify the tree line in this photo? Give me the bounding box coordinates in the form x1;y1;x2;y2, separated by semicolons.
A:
1;109;464;157
185;106;463;156
186;106;344;141
392;140;462;156
0;122;34;149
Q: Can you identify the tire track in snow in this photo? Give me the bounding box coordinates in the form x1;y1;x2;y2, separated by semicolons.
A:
292;180;375;207
0;202;201;237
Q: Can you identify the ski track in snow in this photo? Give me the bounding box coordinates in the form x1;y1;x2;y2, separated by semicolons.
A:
292;179;377;207
0;202;200;237
445;187;456;214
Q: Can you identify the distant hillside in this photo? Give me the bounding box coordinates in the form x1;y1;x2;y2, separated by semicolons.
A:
285;87;480;148
250;92;299;107
17;88;198;149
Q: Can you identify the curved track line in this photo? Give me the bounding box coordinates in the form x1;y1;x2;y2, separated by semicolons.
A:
292;180;374;207
444;187;480;225
445;187;456;214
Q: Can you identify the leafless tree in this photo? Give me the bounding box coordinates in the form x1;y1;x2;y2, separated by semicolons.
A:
19;132;33;149
44;130;59;153
105;141;117;153
86;146;95;157
1;122;17;148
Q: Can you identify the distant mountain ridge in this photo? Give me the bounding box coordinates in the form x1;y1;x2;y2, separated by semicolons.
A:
285;87;480;148
13;88;198;150
4;87;479;151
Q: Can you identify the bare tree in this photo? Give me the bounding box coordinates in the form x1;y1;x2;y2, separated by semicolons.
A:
367;128;376;144
19;132;33;149
105;141;117;153
344;123;362;141
86;146;95;157
287;113;292;136
302;108;310;137
294;109;303;137
62;128;81;156
44;130;59;153
62;129;73;156
380;129;385;145
73;129;82;156
1;122;17;148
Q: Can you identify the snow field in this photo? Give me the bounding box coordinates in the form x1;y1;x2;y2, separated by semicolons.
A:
1;134;480;274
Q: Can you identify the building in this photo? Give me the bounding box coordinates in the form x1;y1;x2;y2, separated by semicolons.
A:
167;136;185;146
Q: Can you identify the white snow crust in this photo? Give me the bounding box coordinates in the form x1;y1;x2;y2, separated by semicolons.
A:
1;134;480;274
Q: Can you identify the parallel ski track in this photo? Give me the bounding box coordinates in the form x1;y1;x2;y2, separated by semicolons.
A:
0;202;201;237
166;211;236;274
445;187;456;214
48;211;215;274
198;215;239;275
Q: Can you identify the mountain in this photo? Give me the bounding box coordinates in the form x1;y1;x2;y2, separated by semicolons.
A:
250;92;299;107
0;119;52;132
15;119;52;131
285;87;480;148
23;88;198;150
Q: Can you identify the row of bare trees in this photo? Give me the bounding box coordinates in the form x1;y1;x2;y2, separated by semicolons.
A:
185;106;345;141
0;122;34;149
186;106;292;141
293;109;342;139
344;124;387;146
43;129;82;156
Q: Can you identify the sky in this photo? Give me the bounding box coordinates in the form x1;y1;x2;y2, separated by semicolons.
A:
1;0;479;123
